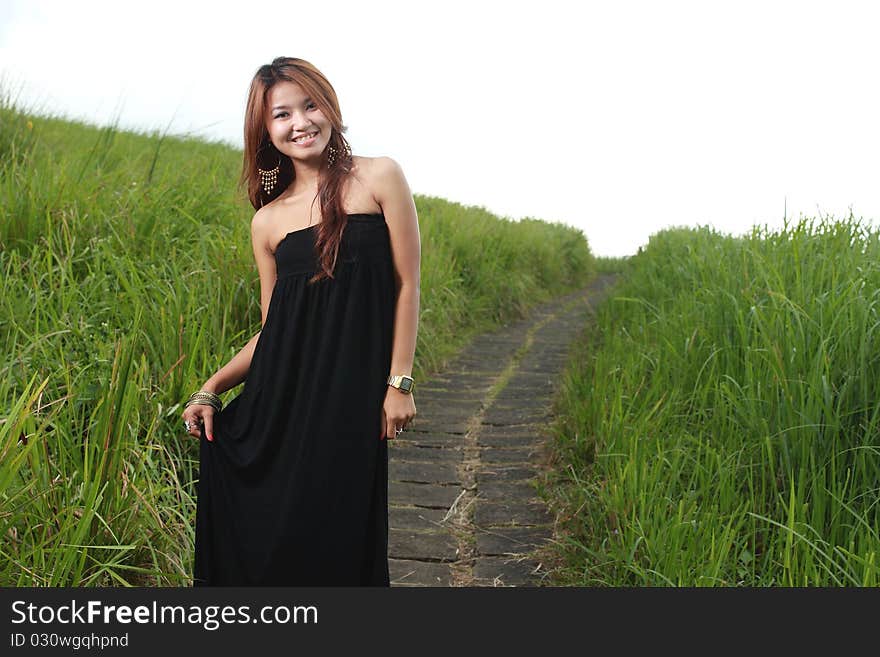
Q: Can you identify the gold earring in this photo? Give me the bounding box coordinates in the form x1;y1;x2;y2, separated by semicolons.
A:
326;142;351;168
258;159;280;194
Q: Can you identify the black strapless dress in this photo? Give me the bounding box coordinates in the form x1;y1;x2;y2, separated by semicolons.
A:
193;213;394;586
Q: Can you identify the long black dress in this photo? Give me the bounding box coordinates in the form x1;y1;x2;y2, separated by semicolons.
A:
193;213;394;586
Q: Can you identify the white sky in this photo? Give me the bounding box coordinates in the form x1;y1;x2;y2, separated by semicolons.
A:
2;0;879;257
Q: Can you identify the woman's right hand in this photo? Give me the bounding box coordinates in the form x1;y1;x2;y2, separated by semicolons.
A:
182;403;215;442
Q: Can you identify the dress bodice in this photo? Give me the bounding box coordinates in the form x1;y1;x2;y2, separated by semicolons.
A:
274;213;389;280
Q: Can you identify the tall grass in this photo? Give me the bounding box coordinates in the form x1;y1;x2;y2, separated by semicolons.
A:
543;216;880;586
0;90;595;585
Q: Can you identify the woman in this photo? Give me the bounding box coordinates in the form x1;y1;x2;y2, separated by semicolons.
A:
181;57;420;586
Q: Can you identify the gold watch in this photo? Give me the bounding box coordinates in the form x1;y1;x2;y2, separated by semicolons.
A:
387;374;415;394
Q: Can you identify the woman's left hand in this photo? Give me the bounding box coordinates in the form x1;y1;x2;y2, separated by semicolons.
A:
380;387;417;440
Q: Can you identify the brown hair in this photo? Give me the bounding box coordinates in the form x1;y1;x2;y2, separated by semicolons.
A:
239;57;354;284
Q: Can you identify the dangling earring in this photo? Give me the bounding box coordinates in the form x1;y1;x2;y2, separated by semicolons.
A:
326;141;351;168
258;158;281;194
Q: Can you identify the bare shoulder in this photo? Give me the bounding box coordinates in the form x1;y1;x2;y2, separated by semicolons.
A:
250;205;273;250
251;204;270;232
352;155;410;206
353;154;403;181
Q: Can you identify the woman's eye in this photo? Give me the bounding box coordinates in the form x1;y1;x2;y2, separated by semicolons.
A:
274;104;314;118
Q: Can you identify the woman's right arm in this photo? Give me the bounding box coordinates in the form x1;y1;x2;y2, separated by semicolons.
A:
201;207;278;396
201;331;261;395
184;327;261;441
184;209;277;440
201;207;277;395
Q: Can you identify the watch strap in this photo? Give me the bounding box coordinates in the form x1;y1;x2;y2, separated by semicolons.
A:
387;374;414;393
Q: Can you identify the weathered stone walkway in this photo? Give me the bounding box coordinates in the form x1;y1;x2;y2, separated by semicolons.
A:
388;273;620;586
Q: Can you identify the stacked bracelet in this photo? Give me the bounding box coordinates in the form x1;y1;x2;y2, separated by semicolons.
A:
185;390;223;412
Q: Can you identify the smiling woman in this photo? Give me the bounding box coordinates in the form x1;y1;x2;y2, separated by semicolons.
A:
180;56;422;587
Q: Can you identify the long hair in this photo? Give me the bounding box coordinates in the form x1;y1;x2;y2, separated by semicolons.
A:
239;57;354;285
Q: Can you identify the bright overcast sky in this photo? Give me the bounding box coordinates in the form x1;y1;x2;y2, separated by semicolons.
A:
2;0;879;257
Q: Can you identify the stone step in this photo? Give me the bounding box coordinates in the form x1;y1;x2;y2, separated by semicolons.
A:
386;274;622;587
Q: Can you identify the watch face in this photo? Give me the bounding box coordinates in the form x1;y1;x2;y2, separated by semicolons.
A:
400;377;413;392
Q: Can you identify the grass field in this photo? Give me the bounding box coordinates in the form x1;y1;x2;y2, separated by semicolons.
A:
10;87;870;589
542;216;880;586
0;94;595;585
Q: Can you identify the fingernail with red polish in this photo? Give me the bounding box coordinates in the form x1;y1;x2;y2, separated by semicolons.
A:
208;434;214;442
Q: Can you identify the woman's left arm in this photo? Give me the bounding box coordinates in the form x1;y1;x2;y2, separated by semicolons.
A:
372;156;421;438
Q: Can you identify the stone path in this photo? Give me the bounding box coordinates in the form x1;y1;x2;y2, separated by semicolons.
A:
388;273;620;586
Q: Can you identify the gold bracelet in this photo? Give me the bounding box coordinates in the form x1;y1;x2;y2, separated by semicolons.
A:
185;390;223;412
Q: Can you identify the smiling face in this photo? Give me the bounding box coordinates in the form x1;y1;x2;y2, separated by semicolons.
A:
264;80;332;165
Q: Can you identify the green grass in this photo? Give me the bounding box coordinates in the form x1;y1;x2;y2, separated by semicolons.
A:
541;216;880;586
0;90;596;586
593;255;629;274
